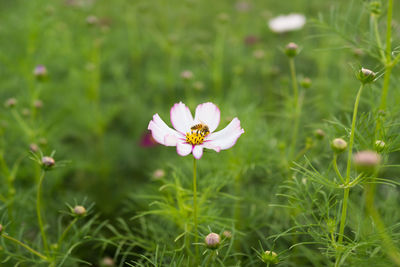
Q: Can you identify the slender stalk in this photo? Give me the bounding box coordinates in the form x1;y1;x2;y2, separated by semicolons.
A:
372;14;385;62
2;234;48;261
333;154;344;184
385;0;393;64
56;217;78;250
193;158;199;262
36;170;49;254
289;58;301;160
365;182;400;266
335;84;364;265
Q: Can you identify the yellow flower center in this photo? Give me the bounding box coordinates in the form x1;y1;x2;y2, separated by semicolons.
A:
186;124;210;145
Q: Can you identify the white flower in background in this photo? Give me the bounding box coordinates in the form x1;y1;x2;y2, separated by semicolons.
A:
148;102;244;159
268;13;306;33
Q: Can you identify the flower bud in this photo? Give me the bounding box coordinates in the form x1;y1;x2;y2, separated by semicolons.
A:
205;232;220;249
374;140;385;152
4;98;17;108
152;169;165;180
314;129;325;140
253;49;265;59
73;205;87;216
22;108;30;117
357;68;376;84
33;65;48;80
262;250;279;264
42;156;55;168
34;100;43;109
0;224;3;234
284;42;299;57
217;13;230;24
86;15;98;25
300;77;312;88
353;150;381;172
193;81;204;91
180;70;193;80
369;1;381;16
100;256;115;267
222;230;232;239
30;143;39;153
331;138;347;153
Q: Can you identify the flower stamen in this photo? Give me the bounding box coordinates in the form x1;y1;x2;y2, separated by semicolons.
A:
186;123;210;145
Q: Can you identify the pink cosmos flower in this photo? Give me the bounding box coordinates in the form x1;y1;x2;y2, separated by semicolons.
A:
148;102;244;159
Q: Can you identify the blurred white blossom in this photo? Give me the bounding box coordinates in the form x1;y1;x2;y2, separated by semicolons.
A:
268;13;306;33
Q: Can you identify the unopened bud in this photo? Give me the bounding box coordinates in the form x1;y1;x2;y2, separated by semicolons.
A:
217;13;230;24
30;143;39;153
22;108;30;117
34;65;48;80
180;70;193;80
253;49;265;59
374;140;385;152
369;1;381;16
300;77;312;88
73;205;86;216
34;100;43;109
100;256;115;267
262;250;279;264
4;98;17;108
0;224;3;234
86;15;98;25
193;81;204;91
42;156;55;168
331;138;347;153
152;169;165;180
205;233;220;249
222;230;232;239
353;150;381;172
284;42;299;57
314;129;325;140
357;68;376;84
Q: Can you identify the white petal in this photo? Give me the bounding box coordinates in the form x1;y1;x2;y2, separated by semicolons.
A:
194;102;220;133
176;142;192;156
204;118;244;151
170;102;194;134
148;114;181;146
192;145;204;159
268;13;306;33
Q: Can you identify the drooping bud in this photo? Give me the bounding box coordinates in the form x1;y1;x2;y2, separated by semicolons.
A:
73;205;87;216
33;65;48;80
314;129;325;140
374;140;386;152
4;98;17;108
300;77;312;88
331;138;347;153
42;156;55;168
261;250;279;264
357;68;376;84
205;232;220;249
284;42;299;57
353;150;381;173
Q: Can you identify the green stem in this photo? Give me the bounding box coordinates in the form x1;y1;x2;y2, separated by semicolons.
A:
365;182;400;266
36;170;49;254
289;58;301;160
335;84;364;265
2;234;48;261
385;0;393;64
372;14;385;62
333;154;344;184
345;84;364;183
56;217;78;250
193;158;199;262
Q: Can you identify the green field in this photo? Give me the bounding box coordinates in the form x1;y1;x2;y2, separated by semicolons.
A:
1;0;400;266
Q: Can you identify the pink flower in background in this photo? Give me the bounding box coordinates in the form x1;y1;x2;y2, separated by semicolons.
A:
148;102;244;159
140;131;158;147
